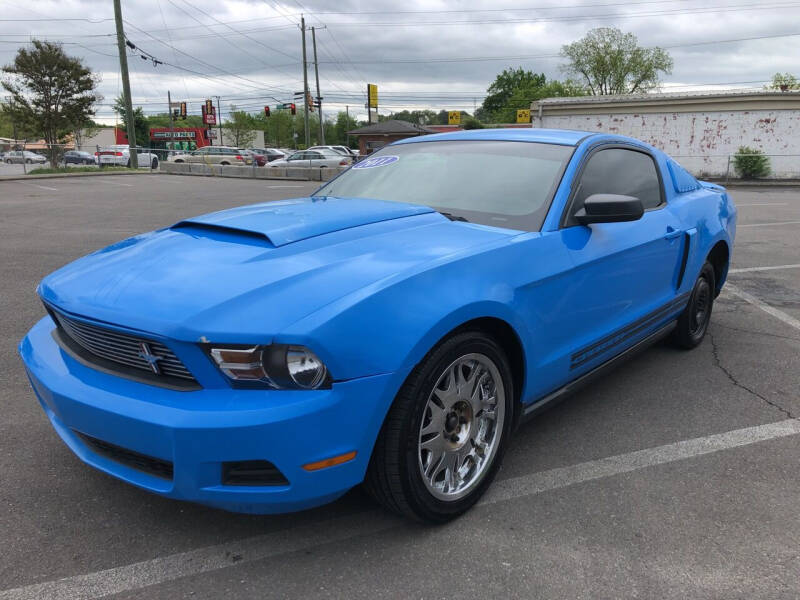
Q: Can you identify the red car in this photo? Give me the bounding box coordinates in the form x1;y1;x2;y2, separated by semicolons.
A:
242;150;266;166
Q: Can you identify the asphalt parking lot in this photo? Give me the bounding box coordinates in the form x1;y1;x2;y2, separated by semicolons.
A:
1;175;798;599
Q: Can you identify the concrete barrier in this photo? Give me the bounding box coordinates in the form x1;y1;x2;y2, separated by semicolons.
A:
160;162;191;174
160;162;350;181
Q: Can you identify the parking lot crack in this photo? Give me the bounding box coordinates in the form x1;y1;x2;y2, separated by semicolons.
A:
708;331;796;419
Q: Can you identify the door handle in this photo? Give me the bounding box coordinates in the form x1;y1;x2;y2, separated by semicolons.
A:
664;227;683;240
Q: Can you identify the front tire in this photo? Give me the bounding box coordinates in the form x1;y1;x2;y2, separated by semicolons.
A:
672;261;716;349
365;331;514;522
151;157;159;169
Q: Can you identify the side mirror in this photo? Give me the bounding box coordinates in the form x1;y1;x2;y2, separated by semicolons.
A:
575;194;644;225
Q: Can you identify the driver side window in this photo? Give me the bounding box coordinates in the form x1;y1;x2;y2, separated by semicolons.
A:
566;148;662;227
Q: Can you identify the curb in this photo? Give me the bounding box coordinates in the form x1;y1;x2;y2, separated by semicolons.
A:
0;170;153;182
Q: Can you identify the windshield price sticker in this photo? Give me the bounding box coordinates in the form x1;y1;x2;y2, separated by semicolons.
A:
353;155;399;169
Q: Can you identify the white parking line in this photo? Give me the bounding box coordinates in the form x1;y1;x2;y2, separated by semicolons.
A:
729;264;800;274
738;220;800;228
2;418;798;600
93;179;133;187
267;185;311;188
19;182;58;191
724;284;800;331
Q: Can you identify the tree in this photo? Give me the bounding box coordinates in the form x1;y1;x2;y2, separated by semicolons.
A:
223;105;258;148
331;110;358;147
497;78;586;123
113;96;149;148
146;112;205;129
483;68;547;114
2;40;99;164
561;27;673;95
766;72;800;91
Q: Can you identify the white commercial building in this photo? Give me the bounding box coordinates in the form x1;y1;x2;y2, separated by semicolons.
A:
531;91;800;178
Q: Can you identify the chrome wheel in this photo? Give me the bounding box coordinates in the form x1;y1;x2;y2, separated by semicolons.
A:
418;353;506;501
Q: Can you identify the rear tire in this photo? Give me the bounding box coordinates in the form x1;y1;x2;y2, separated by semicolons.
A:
364;331;514;523
672;261;715;349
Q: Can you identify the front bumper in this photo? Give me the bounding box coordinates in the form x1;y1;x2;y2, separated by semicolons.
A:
19;316;400;514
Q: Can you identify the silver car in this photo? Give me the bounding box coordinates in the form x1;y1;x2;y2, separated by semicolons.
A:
268;149;352;169
169;146;251;166
4;150;47;165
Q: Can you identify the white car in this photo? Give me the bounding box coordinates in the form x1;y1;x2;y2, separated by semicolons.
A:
96;145;159;169
308;145;358;158
268;149;352;169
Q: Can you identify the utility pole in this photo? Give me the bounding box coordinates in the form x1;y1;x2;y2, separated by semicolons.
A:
113;0;137;168
345;105;350;148
215;95;224;145
300;16;310;148
311;26;324;145
167;90;175;152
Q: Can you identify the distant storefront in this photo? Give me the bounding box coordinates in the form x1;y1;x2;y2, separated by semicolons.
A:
347;120;436;156
114;127;214;151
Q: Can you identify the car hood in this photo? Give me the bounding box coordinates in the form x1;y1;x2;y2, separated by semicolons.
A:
39;197;517;341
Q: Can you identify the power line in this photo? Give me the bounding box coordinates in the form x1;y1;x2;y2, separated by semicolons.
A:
121;19;295;96
310;1;800;26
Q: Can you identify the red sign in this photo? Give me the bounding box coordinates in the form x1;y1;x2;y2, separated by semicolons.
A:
203;112;216;125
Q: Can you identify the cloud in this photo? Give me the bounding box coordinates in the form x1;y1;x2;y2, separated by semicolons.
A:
1;0;798;124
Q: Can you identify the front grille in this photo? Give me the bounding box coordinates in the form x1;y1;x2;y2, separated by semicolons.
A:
75;431;174;480
47;304;199;389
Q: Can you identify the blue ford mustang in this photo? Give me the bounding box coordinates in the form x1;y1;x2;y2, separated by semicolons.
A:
19;129;736;522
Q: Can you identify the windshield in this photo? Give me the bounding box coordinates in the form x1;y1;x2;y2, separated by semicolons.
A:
316;140;573;231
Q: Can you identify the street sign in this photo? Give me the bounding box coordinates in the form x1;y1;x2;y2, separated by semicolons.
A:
203;112;216;125
448;111;461;125
367;84;378;108
516;109;531;123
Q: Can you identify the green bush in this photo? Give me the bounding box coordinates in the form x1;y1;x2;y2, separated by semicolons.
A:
462;117;484;130
733;146;770;179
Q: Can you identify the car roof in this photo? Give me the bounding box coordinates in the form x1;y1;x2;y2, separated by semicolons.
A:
392;128;602;147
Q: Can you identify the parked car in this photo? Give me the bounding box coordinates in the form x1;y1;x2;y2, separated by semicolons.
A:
267;149;352;168
249;147;286;162
96;145;159;169
5;150;47;165
309;145;358;158
169;146;251;166
61;151;96;166
19;129;736;522
240;149;266;166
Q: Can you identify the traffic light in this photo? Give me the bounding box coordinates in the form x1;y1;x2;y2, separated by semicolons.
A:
307;92;314;112
290;103;296;115
179;101;187;120
205;99;213;115
264;106;271;117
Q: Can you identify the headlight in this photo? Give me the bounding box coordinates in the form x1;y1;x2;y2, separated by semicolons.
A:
207;344;329;390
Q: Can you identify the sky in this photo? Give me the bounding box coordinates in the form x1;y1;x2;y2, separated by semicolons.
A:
1;0;799;125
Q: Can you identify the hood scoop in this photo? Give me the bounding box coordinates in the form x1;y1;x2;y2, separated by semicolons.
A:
170;196;435;247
